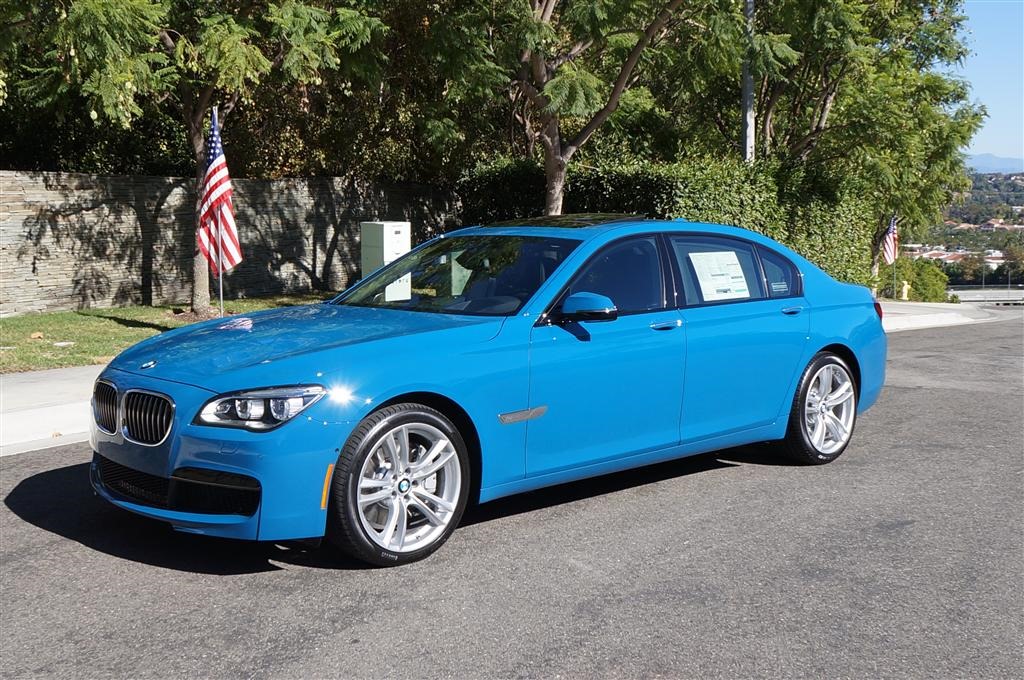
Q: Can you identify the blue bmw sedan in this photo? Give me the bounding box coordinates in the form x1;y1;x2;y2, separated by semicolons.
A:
90;214;886;565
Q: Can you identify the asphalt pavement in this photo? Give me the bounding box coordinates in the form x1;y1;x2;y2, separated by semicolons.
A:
1;317;1022;678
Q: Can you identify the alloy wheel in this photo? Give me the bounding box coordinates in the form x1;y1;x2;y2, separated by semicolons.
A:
802;363;856;455
355;422;462;553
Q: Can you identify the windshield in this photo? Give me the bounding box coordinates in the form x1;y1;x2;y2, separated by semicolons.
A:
335;235;581;316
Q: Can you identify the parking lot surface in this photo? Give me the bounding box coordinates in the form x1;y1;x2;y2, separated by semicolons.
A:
2;317;1022;678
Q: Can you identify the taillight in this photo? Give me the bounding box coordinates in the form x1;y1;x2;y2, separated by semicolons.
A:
873;301;884;320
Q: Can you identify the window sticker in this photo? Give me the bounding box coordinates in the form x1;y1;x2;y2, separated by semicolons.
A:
771;281;789;294
688;250;751;301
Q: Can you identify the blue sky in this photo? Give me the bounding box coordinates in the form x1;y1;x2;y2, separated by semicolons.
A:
957;0;1024;157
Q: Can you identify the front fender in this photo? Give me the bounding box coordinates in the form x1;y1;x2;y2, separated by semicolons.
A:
308;335;532;494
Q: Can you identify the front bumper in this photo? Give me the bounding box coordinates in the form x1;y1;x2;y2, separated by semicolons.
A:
90;368;351;541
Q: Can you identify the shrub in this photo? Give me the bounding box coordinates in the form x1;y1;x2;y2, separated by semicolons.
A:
879;257;950;302
456;158;546;224
911;258;950;302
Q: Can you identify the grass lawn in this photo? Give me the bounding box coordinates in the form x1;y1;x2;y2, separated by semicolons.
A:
0;294;328;373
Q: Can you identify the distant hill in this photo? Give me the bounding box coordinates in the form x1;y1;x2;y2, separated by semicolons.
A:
945;172;1024;224
967;153;1024;174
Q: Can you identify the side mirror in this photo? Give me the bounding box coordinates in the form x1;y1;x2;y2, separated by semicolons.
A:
560;292;618;323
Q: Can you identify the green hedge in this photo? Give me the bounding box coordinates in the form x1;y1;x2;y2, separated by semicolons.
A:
458;158;874;285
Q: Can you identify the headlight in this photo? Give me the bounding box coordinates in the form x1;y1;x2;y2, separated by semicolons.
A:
196;385;325;431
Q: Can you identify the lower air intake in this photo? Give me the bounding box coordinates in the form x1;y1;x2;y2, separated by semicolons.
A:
95;455;261;516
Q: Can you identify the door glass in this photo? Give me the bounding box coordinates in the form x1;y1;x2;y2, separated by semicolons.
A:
567;237;665;314
669;236;766;305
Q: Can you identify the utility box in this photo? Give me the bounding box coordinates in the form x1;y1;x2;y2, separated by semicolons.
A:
360;221;412;301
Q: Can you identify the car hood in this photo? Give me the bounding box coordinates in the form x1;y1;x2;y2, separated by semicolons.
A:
110;303;504;390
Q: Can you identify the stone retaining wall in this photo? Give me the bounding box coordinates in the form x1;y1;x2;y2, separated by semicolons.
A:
0;171;458;316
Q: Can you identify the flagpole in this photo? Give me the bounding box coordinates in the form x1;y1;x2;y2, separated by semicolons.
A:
218;217;225;317
215;105;225;318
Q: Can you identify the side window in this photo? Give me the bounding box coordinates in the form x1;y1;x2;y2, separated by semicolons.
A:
567;236;666;314
668;236;765;305
758;246;801;298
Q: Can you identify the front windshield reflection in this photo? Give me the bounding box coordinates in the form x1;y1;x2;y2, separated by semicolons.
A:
335;235;580;316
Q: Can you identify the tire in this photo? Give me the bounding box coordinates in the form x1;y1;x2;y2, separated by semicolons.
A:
326;403;470;566
781;352;858;465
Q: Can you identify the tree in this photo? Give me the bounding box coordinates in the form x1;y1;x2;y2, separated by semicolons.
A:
995;244;1024;286
424;0;743;215
750;1;984;279
637;0;982;282
957;252;986;285
8;0;384;313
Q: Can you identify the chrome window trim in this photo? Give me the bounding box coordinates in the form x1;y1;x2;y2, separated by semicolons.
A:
121;388;176;447
93;379;119;436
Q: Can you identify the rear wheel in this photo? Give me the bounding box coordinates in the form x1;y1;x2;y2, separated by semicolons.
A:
326;403;470;566
782;352;858;464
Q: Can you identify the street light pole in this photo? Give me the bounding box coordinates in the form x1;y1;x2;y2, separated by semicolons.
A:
741;0;755;162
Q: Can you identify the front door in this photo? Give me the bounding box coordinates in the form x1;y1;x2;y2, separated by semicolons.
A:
525;236;686;475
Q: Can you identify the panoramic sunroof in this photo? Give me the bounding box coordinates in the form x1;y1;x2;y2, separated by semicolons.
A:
482;213;643;228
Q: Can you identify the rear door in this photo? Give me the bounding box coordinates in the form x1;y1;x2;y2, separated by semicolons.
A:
667;235;810;442
525;235;685;475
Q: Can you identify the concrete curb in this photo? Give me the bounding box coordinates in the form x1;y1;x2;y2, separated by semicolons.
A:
880;301;1002;333
0;400;92;456
0;365;102;457
1;431;90;457
883;311;983;333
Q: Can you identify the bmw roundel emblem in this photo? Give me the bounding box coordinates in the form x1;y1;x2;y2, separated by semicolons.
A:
398;479;411;494
140;360;157;370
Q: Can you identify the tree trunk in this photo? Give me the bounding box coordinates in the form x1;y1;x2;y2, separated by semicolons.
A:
543;151;567;216
190;130;212;315
869;249;881;296
869;215;889;296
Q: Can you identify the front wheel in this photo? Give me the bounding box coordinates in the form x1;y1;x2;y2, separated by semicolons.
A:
781;352;858;464
326;403;470;566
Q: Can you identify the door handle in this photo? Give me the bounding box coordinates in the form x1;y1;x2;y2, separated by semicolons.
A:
781;306;804;316
649;320;681;331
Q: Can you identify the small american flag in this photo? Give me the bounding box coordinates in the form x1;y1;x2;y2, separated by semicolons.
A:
882;216;898;265
197;108;242;277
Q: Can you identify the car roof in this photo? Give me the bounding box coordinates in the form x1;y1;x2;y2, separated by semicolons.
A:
449;214;779;246
481;213;642;229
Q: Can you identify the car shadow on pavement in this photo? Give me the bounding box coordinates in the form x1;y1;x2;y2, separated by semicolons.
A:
2;462;367;575
715;441;802;467
4;444;790;574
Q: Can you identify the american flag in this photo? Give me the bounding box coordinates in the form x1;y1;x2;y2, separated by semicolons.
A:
881;215;898;265
197;108;242;277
